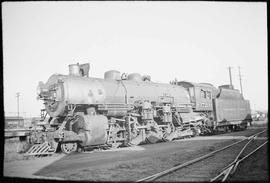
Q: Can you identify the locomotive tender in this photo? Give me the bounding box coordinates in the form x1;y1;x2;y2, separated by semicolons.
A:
30;63;252;154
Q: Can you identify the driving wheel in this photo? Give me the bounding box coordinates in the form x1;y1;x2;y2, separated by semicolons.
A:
60;142;78;154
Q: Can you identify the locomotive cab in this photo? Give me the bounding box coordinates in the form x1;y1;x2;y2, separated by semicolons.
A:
176;81;218;112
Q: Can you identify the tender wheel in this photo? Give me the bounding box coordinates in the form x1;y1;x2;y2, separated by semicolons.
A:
60;142;78;154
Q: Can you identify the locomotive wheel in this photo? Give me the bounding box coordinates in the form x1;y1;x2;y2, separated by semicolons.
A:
191;127;199;137
146;131;162;144
60;142;78;154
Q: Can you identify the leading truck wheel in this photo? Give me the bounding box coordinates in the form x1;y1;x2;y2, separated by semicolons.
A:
60;142;78;154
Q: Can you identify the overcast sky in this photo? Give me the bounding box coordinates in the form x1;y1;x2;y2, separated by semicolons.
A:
2;1;267;117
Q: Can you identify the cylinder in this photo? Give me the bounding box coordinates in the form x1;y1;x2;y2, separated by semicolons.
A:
73;114;108;146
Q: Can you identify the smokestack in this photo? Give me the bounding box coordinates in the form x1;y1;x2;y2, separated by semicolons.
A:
69;63;80;76
68;63;90;77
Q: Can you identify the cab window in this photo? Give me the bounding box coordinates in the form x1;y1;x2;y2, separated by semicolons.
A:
206;91;211;99
200;89;206;98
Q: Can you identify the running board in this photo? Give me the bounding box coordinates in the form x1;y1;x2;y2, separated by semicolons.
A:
24;142;57;156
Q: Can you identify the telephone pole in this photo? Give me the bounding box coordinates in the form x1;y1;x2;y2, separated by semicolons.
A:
238;66;243;95
16;92;20;118
228;66;233;88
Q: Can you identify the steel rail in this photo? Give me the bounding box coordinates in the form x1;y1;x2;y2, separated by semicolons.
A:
210;129;267;182
220;129;267;173
228;140;268;180
237;140;268;163
136;129;267;182
210;140;268;182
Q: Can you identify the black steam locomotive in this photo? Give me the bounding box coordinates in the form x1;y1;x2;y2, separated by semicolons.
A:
26;63;252;155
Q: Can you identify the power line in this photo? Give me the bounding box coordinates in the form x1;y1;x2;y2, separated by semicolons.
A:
16;92;20;117
238;66;243;96
228;66;233;88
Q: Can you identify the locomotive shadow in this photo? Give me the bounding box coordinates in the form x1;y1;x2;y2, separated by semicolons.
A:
33;144;146;178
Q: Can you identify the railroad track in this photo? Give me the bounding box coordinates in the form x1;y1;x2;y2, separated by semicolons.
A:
136;129;268;182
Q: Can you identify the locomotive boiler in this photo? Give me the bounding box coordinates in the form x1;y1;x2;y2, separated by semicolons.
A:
26;63;252;155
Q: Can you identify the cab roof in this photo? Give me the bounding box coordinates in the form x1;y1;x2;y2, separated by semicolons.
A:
177;81;216;89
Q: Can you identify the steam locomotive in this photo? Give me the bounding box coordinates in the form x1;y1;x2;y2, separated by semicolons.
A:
28;63;252;154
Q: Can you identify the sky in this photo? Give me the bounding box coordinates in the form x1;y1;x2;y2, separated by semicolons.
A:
2;1;267;117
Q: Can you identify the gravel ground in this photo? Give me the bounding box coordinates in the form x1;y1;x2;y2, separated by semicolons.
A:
229;144;268;181
4;138;28;162
4;124;267;182
33;127;267;181
35;139;238;181
4;153;66;179
158;134;268;182
157;142;246;182
228;129;268;182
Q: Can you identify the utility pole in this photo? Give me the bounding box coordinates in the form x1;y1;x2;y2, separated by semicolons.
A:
238;66;243;96
228;66;233;88
16;92;20;118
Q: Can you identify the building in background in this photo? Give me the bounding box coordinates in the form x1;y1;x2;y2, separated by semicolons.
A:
5;116;24;129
